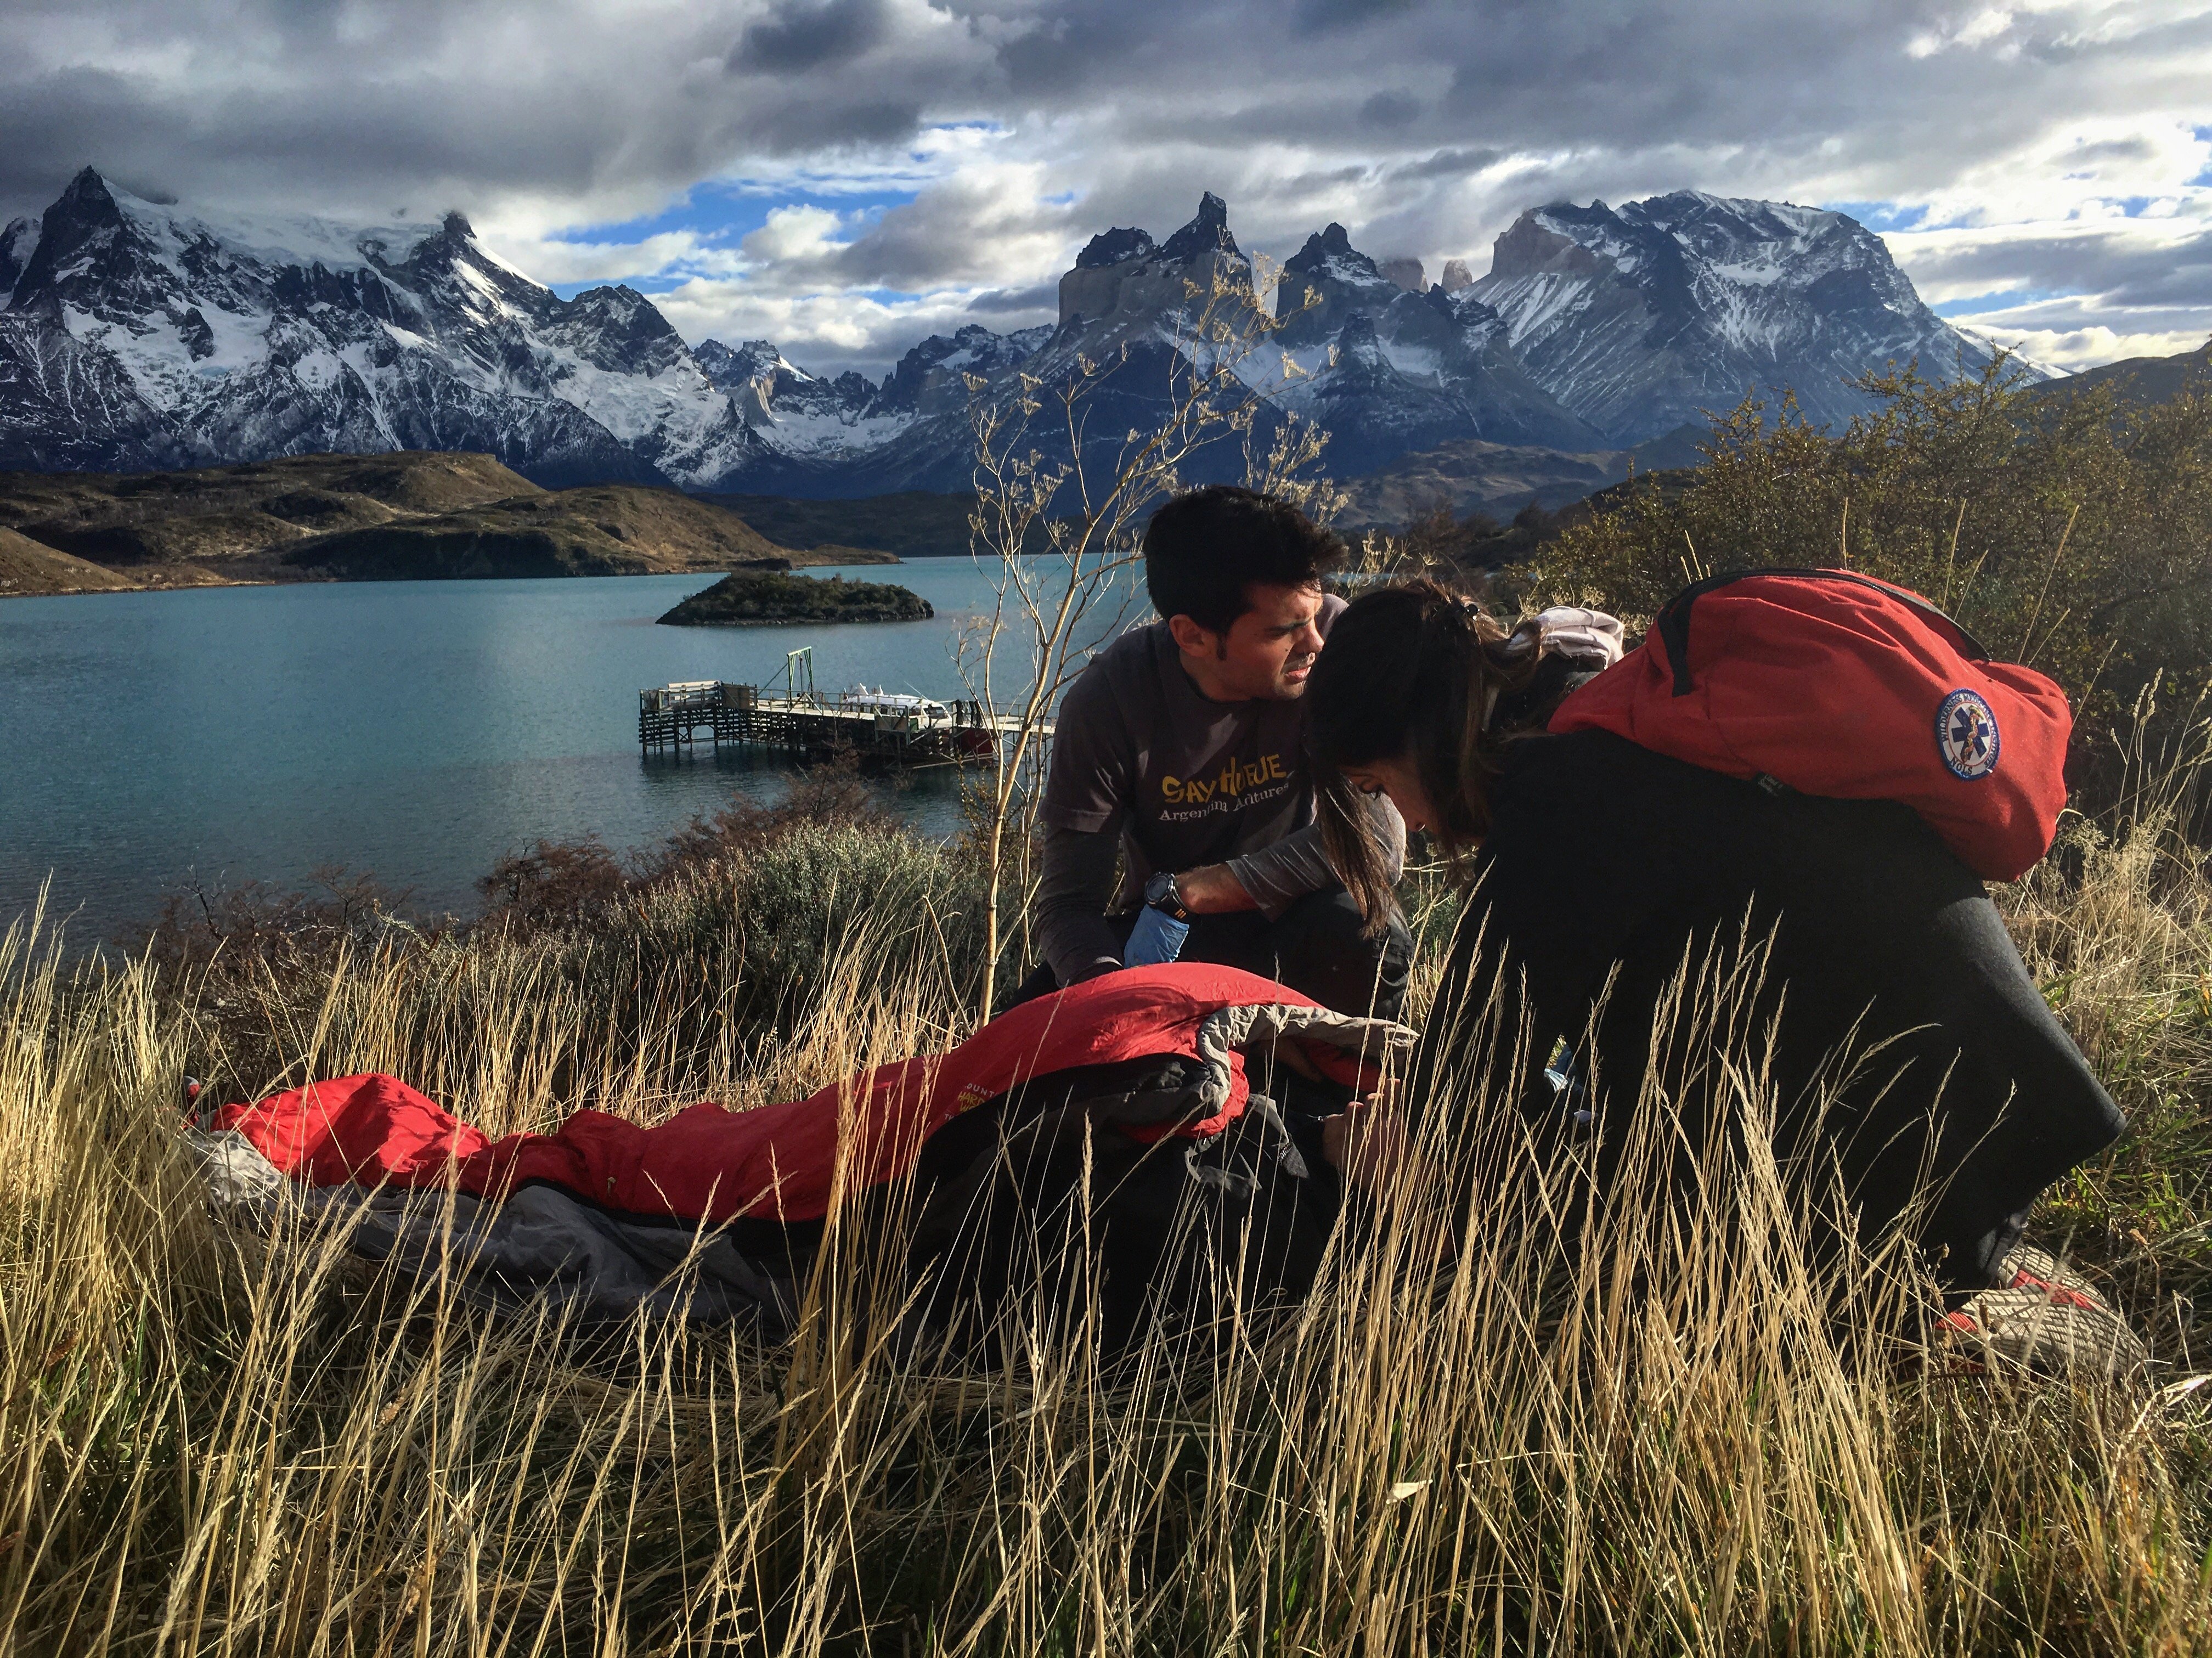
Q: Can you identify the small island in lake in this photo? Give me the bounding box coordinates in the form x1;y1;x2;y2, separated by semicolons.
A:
658;569;934;627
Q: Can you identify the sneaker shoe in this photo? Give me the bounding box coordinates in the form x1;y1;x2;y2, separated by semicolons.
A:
1938;1243;2149;1380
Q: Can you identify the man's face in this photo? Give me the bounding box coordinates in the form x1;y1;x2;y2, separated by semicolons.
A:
1170;582;1327;702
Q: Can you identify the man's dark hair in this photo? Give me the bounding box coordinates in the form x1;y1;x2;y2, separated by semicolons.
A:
1142;486;1340;635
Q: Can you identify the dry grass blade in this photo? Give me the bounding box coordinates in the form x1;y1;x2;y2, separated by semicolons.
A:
3;769;2211;1655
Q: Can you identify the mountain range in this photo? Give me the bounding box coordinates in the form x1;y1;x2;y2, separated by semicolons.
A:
0;167;2020;500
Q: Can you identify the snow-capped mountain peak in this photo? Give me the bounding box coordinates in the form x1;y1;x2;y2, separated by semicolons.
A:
1284;223;1386;287
695;337;798;391
1268;218;1605;470
0;166;756;483
1469;190;2021;443
1075;226;1156;269
1158;191;1238;264
0;169;2025;499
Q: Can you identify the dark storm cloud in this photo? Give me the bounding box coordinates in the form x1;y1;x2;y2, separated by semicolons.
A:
1357;89;1422;130
0;1;2171;221
1294;0;1422;35
966;282;1058;313
730;0;893;74
1384;147;1504;183
2067;138;2158;166
744;171;1079;291
1910;221;2212;314
0;0;990;222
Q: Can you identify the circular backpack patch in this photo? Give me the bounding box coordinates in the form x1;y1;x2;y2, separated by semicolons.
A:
1937;689;2001;780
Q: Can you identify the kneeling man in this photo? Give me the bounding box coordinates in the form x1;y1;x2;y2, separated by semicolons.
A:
1019;485;1411;1019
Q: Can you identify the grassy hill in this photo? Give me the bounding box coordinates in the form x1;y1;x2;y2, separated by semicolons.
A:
281;486;893;581
0;453;892;594
0;526;145;595
1;452;535;557
698;490;997;559
2031;337;2211;411
7;771;2208;1650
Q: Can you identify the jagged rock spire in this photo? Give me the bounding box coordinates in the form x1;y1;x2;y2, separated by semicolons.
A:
1076;226;1154;269
1159;192;1237;262
1286;223;1377;277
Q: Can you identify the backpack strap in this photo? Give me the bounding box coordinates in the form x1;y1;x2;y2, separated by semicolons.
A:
1654;566;1994;697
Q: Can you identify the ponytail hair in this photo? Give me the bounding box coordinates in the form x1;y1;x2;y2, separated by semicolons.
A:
1309;578;1541;928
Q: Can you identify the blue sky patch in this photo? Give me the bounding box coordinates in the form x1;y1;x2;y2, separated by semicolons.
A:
539;179;924;297
1934;287;2069;318
1820;200;1929;232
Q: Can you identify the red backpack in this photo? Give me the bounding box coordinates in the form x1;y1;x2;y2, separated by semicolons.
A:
1548;568;2072;881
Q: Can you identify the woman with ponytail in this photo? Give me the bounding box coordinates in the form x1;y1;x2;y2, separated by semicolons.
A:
1307;577;2128;1322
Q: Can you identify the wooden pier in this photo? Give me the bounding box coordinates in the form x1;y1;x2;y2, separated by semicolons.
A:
639;678;1037;766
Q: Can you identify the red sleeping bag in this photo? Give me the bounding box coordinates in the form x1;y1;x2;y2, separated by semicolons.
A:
1549;568;2072;881
215;964;1357;1226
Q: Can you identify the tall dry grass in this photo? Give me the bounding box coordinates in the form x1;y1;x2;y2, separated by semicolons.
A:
5;799;2212;1654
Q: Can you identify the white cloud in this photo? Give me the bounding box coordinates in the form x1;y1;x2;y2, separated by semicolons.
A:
496;229;737;286
742;204;850;263
1909;6;2018;57
1962;322;2208;370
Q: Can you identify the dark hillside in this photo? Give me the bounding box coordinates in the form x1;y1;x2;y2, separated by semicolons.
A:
696;490;985;558
282;487;893;581
0;452;892;591
0;526;142;595
0;452;538;546
0;451;539;582
1334;425;1706;534
2030;338;2211;413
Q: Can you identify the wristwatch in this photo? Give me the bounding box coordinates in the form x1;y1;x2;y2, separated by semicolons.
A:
1143;870;1192;921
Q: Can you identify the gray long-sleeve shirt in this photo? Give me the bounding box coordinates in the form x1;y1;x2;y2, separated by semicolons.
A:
1033;604;1406;985
1034;803;1406;985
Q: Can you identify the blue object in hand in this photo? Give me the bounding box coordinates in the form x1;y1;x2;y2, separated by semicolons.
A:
1124;871;1193;967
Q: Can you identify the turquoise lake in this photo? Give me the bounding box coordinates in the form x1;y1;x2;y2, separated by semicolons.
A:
1;560;1126;945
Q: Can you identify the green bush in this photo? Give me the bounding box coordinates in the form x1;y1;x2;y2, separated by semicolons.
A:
589;817;991;1033
1510;352;2212;773
141;787;995;1106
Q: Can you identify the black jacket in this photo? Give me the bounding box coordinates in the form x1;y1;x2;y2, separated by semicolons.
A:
1410;730;2126;1293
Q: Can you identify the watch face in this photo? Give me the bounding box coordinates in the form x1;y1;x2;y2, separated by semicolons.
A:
1144;871;1175;906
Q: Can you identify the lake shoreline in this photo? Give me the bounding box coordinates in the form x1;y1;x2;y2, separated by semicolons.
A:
0;455;903;597
0;549;896;601
0;564;1041;941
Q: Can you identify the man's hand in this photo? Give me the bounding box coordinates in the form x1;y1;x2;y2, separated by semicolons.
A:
1322;1098;1423;1198
1173;863;1260;915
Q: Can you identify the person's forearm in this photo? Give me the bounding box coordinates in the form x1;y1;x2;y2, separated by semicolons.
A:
1174;862;1261;914
1228;796;1406;918
1227;826;1334;918
1035;821;1127;985
1037;911;1123;985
